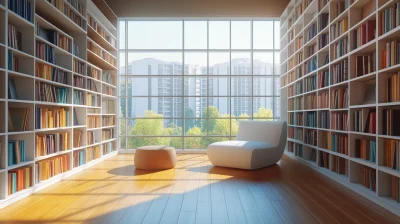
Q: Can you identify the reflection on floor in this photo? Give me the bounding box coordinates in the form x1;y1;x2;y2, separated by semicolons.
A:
0;154;399;224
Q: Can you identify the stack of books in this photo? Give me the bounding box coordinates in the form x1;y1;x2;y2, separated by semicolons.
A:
8;166;32;195
382;40;400;69
36;133;70;157
35;107;70;129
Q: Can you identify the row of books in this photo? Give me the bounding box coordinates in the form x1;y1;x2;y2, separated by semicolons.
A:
318;70;329;88
296;36;303;51
8;140;26;166
382;109;400;136
73;90;85;105
87;115;101;129
305;112;316;127
352;20;376;50
304;76;316;93
288;141;294;153
296;52;303;64
74;76;85;89
319;13;329;32
288;98;302;111
88;40;102;56
382;40;400;69
102;100;115;114
354;109;376;134
63;4;86;30
354;139;376;163
383;139;398;169
87;80;99;92
296;65;304;80
8;166;32;195
36;133;70;157
35;82;70;104
102;51;116;66
332;37;348;59
319;131;329;149
36;63;68;84
36;41;56;64
306;23;317;42
331;19;348;41
305;129;317;146
360;166;376;191
304;57;317;74
88;15;116;48
288;112;303;126
319;151;329;169
103;85;114;96
8;50;19;72
319;0;329;12
387;72;400;102
304;94;317;109
295;128;303;141
355;54;375;77
87;131;95;145
87;94;101;107
8;24;21;51
35;155;69;183
8;108;30;132
66;0;86;17
392;176;399;202
328;133;348;155
331;156;347;175
73;150;85;168
86;146;101;163
318;91;329;108
379;3;400;35
319;111;329;129
73;59;85;75
8;79;18;100
288;82;302;97
35;107;70;129
36;22;71;53
73;130;82;148
103;142;115;155
8;0;33;23
309;148;317;162
331;88;348;109
88;67;101;80
331;112;348;131
307;44;317;59
102;129;114;140
102;116;115;127
295;145;303;157
319;33;329;49
331;59;348;85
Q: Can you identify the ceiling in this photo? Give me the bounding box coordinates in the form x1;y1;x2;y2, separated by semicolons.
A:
104;0;290;18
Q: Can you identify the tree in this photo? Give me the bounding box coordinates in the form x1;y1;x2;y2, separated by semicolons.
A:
164;123;183;149
185;126;202;149
254;107;273;120
201;106;220;133
184;108;198;132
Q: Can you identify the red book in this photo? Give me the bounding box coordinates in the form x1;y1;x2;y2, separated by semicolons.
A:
382;50;387;69
362;24;367;45
366;20;376;42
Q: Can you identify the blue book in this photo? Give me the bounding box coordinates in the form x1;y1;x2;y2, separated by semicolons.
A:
8;142;14;166
12;173;17;193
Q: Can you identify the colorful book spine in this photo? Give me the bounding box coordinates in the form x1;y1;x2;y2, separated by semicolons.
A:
8;140;26;166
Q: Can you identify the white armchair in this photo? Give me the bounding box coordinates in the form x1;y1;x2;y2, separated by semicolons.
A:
207;120;287;170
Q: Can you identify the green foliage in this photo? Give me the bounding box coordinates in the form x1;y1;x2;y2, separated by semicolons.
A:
185;126;203;148
253;108;273;120
201;106;219;132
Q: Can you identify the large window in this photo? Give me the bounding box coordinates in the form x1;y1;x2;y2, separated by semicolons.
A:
119;19;280;150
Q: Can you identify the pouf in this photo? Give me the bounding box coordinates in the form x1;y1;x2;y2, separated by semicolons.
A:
134;145;176;170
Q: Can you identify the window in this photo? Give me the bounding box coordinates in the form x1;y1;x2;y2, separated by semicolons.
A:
119;19;280;150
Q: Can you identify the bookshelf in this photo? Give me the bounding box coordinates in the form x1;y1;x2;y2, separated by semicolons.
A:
281;0;400;215
0;0;118;208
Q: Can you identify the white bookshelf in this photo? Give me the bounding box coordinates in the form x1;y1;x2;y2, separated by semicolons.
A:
280;0;400;216
0;0;118;208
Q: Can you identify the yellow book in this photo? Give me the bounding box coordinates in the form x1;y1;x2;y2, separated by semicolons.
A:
343;19;348;32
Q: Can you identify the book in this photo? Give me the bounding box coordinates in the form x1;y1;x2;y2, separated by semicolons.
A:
8;108;29;132
318;91;329;109
73;59;85;75
36;41;55;64
8;24;22;50
73;130;82;148
319;111;329;129
353;109;376;134
332;37;348;59
331;88;348;109
73;150;86;167
360;166;376;191
87;131;95;145
318;71;329;88
35;107;70;129
73;90;85;105
331;112;348;131
382;40;400;69
352;20;376;50
305;129;317;146
8;79;18;99
319;151;329;168
73;108;79;126
8;140;26;166
331;59;348;85
86;146;101;162
87;115;101;129
382;109;400;136
35;82;70;103
35;154;69;183
305;112;316;128
36;63;68;84
36;132;70;157
386;72;400;102
8;50;19;72
103;142;115;155
8;166;32;195
380;2;400;35
328;133;348;155
7;0;33;23
102;129;114;141
331;156;347;176
383;139;399;169
36;22;71;53
331;18;348;41
355;54;376;77
354;139;376;163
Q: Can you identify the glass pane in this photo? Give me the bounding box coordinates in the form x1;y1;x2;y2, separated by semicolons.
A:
184;120;205;136
253;52;273;75
209;52;230;75
184;52;207;75
274;52;280;75
120;98;126;117
184;78;207;96
119;76;126;96
231;77;251;96
231;97;252;117
126;97;183;118
253;97;274;118
231;21;251;49
253;21;274;49
127;137;183;149
208;97;230;117
128;77;182;96
119;21;125;49
274;77;280;96
184;21;207;49
231;52;251;75
275;21;280;49
200;137;230;147
184;137;207;149
184;97;206;118
209;21;230;49
253;77;273;96
127;21;182;49
274;97;280;118
120;137;126;149
208;119;231;136
119;119;126;135
119;52;126;75
127;52;183;75
209;76;230;96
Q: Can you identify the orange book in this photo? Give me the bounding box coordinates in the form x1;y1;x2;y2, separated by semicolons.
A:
8;173;12;195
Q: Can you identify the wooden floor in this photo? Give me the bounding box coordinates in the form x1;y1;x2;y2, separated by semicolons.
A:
0;154;399;224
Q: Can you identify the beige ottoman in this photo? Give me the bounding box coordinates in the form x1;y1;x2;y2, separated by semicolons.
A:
134;145;176;170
